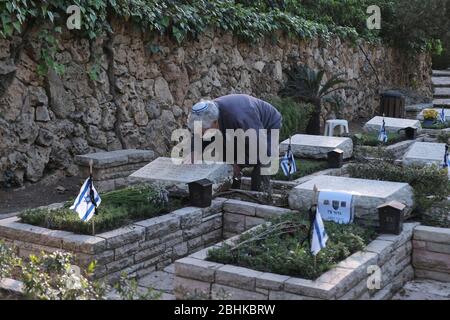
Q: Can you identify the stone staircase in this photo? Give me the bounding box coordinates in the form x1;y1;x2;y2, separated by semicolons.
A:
432;69;450;108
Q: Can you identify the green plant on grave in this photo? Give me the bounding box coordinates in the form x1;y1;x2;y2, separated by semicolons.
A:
352;132;405;147
267;96;314;141
279;64;354;135
207;213;376;279
347;161;450;213
19;184;184;235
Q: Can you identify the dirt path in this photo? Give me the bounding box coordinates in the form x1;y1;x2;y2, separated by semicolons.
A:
0;175;81;216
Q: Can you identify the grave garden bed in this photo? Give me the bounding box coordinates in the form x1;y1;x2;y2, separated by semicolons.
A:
352;132;406;147
207;213;377;280
19;184;186;235
174;221;419;300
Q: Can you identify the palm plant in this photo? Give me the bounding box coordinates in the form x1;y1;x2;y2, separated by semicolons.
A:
280;64;354;135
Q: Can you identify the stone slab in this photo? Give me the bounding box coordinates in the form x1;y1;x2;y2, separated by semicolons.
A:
364;116;421;133
433;99;450;107
432;77;450;87
129;157;233;192
433;70;450;77
403;142;446;166
405;103;433;112
288;175;414;221
434;88;450;98
280;134;353;159
75;149;155;168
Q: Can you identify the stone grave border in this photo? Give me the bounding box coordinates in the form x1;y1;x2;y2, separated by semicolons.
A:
174;223;419;300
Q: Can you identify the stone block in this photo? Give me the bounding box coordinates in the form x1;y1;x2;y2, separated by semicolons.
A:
99;225;145;249
364;116;421;134
134;243;165;263
175;257;222;282
211;284;267;300
256;273;290;290
414;225;450;244
280;134;353;159
364;240;394;265
415;268;450;282
174;276;211;300
114;241;140;260
223;199;257;216
223;213;245;234
289;175;414;221
245;216;265;229
413;249;450;273
284;277;336;299
255;205;294;219
216;265;263;290
75;149;155;168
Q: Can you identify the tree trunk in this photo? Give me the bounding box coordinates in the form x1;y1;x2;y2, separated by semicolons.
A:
305;100;321;135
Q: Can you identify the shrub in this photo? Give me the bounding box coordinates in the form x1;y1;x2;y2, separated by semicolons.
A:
207;213;376;279
20;184;185;235
268;96;314;141
352;132;405;146
347;161;450;212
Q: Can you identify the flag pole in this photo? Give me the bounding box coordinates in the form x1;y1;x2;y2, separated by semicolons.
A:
311;185;318;270
89;160;95;236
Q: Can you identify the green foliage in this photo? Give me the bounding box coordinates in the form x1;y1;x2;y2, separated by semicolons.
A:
352;132;405;146
20;184;184;235
207;213;376;279
0;241;21;279
347;161;450;212
273;159;328;181
268;96;314;141
279;64;353;134
0;242;162;300
421;121;450;130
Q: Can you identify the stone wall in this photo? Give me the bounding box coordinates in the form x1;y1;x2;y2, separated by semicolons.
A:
173;222;418;300
0;22;433;186
0;199;225;282
413;225;450;282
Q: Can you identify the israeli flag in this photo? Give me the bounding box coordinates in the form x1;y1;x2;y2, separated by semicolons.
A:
378;118;388;143
70;177;101;222
440;107;446;123
281;146;297;177
311;210;328;256
443;146;450;169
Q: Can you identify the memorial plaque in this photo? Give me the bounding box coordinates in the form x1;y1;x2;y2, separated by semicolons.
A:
364;116;421;133
280;134;353;159
129;157;233;192
403;142;446;166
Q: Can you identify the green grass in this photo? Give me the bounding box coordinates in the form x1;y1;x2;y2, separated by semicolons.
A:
207;213;377;280
352;132;405;146
19;184;186;235
243;159;329;182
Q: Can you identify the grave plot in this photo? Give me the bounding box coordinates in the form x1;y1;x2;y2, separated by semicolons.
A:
364;116;421;133
174;217;419;300
403;142;446;166
280;134;353;159
288;175;414;226
129;157;233;193
417;108;450;122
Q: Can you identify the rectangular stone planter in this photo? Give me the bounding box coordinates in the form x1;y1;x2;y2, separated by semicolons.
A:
0;199;225;282
174;223;419;300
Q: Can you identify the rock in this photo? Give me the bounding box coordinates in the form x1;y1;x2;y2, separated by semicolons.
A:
253;61;265;72
154;77;174;104
47;69;75;118
28;86;48;106
35;128;54;147
35;106;51;122
56;185;66;194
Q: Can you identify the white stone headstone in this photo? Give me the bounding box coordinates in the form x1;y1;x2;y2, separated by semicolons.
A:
289;175;414;226
403;142;446;166
364;116;421;133
129;157;233;192
280;134;353;159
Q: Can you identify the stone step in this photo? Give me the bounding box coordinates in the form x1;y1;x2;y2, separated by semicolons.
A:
433;98;450;107
434;87;450;98
433;70;450;77
392;279;450;300
432;77;450;87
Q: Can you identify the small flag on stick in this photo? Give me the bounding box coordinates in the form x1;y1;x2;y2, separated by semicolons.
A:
281;137;297;178
440;107;446;124
70;162;101;223
378;117;388;143
443;145;450;169
311;209;328;256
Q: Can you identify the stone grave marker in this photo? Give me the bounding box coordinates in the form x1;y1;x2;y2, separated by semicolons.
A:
280;134;353;159
364;116;421;133
288;175;414;226
403;142;446;166
129;157;233;193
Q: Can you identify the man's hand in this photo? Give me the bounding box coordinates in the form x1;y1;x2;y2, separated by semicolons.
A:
233;164;241;178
